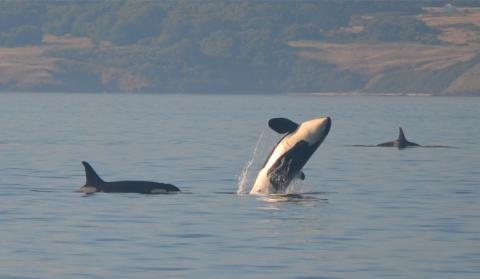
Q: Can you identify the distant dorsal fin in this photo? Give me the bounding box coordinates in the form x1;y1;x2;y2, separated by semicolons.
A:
398;127;407;142
82;161;105;186
268;118;299;134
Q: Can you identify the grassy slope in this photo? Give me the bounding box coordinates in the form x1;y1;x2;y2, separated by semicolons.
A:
288;8;480;95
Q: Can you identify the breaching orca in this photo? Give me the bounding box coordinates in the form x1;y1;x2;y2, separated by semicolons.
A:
377;127;420;149
75;161;180;194
250;117;331;195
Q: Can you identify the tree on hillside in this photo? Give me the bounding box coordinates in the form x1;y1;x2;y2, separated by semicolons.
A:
0;25;42;46
361;16;438;42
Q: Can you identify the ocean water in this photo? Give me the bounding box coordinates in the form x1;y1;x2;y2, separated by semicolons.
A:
0;93;479;279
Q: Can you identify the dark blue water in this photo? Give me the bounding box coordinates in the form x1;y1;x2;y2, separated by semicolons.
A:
0;93;479;278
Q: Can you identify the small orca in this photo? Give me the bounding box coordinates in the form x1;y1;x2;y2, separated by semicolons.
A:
377;127;420;149
75;161;180;194
250;117;331;195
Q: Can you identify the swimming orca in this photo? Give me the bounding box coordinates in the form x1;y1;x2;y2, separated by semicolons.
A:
377;127;420;149
250;117;331;195
75;161;180;194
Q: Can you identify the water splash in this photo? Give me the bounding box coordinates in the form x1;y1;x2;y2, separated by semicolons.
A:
237;130;313;196
285;177;311;195
237;132;265;195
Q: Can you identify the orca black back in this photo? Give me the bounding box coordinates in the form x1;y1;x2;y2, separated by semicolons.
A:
377;127;420;149
77;161;180;194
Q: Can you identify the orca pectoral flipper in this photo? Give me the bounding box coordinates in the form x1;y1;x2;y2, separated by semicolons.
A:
268;118;299;134
298;171;305;180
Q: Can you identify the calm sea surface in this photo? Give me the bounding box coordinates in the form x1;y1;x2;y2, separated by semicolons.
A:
0;93;479;279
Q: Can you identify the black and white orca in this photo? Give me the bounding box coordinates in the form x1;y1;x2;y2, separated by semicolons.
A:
250;117;331;195
75;161;180;194
377;127;420;149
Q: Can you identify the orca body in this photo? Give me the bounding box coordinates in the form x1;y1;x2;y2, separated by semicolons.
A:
76;161;180;194
250;117;331;195
377;127;420;149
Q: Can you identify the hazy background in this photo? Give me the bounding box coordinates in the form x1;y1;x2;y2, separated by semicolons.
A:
0;0;479;95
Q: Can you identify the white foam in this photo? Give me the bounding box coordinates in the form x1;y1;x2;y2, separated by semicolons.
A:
285;177;311;195
237;131;267;195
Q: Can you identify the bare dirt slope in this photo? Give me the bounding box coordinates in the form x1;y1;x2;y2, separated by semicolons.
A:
0;35;148;92
288;8;480;95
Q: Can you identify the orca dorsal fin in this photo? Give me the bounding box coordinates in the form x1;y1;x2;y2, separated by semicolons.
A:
398;127;407;142
268;118;299;134
82;161;105;186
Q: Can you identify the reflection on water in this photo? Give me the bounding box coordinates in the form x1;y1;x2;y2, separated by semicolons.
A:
255;193;328;205
0;93;479;279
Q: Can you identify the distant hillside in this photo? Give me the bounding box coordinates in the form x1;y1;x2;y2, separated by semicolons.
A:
0;1;479;95
0;35;147;92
